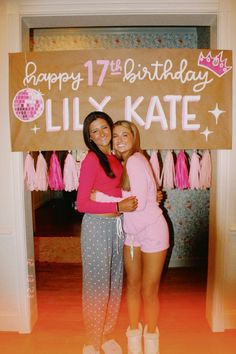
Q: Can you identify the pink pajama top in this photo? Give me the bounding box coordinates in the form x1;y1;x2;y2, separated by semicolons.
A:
76;151;123;214
96;152;163;234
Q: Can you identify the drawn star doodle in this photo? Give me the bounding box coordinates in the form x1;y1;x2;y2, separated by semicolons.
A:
208;103;225;124
200;127;214;142
31;125;41;134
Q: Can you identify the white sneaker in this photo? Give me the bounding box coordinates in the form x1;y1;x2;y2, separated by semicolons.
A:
143;325;159;354
82;344;100;354
126;323;143;354
102;339;122;353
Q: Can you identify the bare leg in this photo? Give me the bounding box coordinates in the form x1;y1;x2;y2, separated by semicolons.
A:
142;250;167;332
124;245;142;329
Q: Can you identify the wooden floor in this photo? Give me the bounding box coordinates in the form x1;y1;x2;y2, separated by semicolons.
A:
0;263;236;354
1;199;235;353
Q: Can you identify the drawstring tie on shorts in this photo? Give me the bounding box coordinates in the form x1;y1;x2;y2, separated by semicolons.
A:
130;235;134;259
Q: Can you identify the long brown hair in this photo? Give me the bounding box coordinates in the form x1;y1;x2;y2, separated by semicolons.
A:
83;111;115;178
113;120;143;191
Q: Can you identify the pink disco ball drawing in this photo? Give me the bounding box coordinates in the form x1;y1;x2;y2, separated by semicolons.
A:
13;88;44;122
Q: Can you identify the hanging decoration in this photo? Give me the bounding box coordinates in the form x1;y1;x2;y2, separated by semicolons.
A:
23;148;212;192
24;152;37;191
188;150;201;189
161;150;175;190
35;152;48;191
149;150;161;188
63;151;79;192
48;151;64;191
175;150;190;190
199;150;212;189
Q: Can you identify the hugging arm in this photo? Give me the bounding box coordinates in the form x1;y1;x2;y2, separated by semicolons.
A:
126;156;148;211
93;191;138;213
76;155;117;214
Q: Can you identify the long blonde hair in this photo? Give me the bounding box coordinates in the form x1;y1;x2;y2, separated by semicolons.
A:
113;120;143;191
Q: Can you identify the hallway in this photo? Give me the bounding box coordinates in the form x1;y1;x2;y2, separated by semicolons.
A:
0;262;236;354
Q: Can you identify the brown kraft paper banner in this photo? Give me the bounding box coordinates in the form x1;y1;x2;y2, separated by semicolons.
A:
9;48;232;151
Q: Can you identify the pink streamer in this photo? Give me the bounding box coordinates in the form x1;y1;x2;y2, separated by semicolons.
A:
175;150;189;190
200;150;211;189
48;151;64;190
149;150;161;187
188;151;200;189
24;153;37;191
63;152;79;192
35;152;48;191
161;150;175;190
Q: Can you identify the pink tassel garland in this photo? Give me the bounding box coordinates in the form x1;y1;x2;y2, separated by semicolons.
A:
175;150;189;190
188;151;200;189
149;150;161;187
199;150;211;189
35;152;48;191
48;151;64;190
63;152;79;192
161;150;175;190
24;152;37;191
23;148;211;192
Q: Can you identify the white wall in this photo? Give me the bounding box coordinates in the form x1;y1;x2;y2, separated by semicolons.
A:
206;0;236;331
0;0;235;333
221;0;236;329
0;1;37;332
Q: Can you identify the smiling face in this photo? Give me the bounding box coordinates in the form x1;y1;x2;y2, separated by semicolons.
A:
112;124;135;159
89;118;112;153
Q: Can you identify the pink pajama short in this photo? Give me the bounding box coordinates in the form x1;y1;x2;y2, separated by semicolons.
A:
124;214;169;253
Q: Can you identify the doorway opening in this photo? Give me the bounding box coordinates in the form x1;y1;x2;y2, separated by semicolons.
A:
20;12;220;332
31;25;211;270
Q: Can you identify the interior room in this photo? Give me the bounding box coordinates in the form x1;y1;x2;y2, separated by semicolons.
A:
32;26;210;269
0;1;236;354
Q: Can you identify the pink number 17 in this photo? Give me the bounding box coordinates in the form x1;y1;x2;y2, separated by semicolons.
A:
84;60;110;86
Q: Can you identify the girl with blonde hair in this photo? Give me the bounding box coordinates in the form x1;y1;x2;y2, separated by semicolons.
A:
95;120;169;354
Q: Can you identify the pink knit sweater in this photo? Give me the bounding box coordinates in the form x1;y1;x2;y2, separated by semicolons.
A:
96;152;163;234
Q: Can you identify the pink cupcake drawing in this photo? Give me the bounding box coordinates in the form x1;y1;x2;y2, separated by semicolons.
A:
13;88;44;122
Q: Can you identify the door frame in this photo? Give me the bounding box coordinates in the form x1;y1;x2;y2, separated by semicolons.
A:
15;4;230;333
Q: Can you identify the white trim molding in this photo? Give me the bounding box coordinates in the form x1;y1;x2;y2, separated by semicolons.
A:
19;1;219;16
